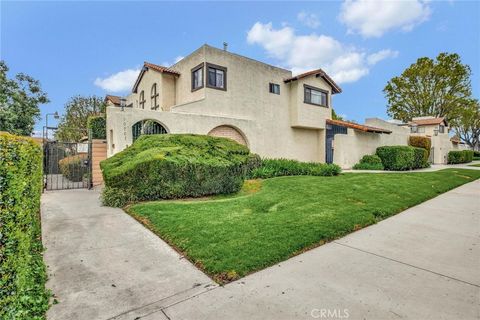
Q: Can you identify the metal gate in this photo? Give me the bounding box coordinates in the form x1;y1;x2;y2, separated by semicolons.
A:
326;124;347;164
43;141;91;190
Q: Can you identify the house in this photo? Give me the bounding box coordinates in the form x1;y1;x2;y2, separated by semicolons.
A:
105;44;457;168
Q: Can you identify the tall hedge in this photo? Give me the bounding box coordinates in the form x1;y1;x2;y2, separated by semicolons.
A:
447;150;474;164
0;133;49;319
409;136;431;158
376;145;429;171
87;115;106;139
101;134;260;207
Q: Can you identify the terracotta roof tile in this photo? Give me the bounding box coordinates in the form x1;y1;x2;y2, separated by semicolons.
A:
284;68;342;94
144;62;180;76
326;119;392;134
411;117;447;126
105;95;121;105
450;136;461;143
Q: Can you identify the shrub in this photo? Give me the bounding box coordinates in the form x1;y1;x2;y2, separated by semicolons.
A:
473;151;480;160
447;150;474;164
58;153;88;182
352;154;384;170
247;158;341;179
101;134;258;207
376;146;429;171
409;136;431;157
0;133;50;319
88;115;106;139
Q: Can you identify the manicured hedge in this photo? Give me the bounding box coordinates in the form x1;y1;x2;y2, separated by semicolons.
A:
447;150;474;164
376;146;429;171
409;136;431;157
101;134;260;207
0;133;49;319
473;151;480;161
58;153;88;182
353;154;384;170
247;158;341;179
87;115;106;139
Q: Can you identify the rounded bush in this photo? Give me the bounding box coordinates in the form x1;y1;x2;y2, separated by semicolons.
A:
100;134;259;207
376;146;429;171
353;154;384;170
448;150;474;164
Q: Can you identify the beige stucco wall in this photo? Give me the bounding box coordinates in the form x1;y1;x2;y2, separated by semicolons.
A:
107;44;332;163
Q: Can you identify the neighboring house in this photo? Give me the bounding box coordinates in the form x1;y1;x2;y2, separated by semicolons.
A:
105;44;458;168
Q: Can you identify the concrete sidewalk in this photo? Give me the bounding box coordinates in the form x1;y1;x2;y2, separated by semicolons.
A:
160;179;480;320
42;179;480;320
41;190;216;320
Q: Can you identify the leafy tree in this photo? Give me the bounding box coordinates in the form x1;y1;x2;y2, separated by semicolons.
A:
384;53;474;122
332;109;344;121
451;101;480;150
55;95;105;142
0;60;49;135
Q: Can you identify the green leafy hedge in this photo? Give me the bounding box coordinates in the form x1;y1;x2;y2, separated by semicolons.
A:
376;146;429;171
409;136;431;158
474;151;480;161
0;133;49;319
447;150;474;164
353;154;384;170
247;158;341;179
58;153;88;182
87;115;106;139
101;134;260;207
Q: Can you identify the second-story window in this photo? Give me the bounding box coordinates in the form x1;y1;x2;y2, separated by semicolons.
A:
269;83;280;95
139;90;145;109
191;64;204;91
207;63;227;90
304;85;328;107
439;125;445;133
151;83;159;110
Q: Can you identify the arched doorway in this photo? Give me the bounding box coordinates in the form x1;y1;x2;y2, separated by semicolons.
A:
208;125;248;146
132;120;168;142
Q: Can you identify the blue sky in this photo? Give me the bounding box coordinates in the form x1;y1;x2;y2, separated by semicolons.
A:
1;1;479;134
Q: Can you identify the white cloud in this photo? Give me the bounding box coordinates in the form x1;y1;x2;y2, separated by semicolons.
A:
247;22;398;84
297;11;320;28
94;68;140;92
367;49;399;65
339;0;431;38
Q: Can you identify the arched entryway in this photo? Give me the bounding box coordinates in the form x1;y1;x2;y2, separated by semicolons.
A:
208;125;248;146
132;120;168;142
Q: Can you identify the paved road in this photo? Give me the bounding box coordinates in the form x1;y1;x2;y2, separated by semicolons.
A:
42;179;480;320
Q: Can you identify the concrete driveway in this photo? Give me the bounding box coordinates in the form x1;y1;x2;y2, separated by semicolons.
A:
42;179;480;320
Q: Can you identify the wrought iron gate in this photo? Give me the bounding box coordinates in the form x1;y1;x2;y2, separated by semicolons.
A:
325;124;347;164
43;141;91;190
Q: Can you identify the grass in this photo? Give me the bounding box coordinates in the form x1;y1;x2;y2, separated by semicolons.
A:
128;169;480;283
468;163;480;167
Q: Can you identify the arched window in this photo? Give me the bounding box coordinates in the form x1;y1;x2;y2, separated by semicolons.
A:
132;120;168;142
139;90;145;109
151;83;159;110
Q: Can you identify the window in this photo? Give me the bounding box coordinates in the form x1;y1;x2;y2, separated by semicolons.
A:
191;64;204;91
139;90;145;109
151;83;159;110
418;127;425;133
439;125;445;133
269;83;280;95
304;85;328;107
207;63;227;90
410;126;418;133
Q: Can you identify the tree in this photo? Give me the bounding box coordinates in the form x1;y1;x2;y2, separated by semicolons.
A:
55;95;106;142
451;101;480;150
0;60;49;135
332;109;344;121
384;53;474;122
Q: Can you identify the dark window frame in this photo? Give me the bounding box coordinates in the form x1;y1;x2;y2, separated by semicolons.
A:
151;83;159;110
206;63;227;91
191;63;204;92
139;90;146;109
439;124;445;133
303;84;329;107
269;83;280;95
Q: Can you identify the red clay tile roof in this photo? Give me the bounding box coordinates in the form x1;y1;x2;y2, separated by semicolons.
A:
133;62;180;93
284;68;342;94
105;95;121;105
450;136;461;143
411;117;447;126
326;119;392;134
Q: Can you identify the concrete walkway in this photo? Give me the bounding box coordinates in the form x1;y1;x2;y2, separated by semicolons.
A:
42;179;480;320
41;190;217;320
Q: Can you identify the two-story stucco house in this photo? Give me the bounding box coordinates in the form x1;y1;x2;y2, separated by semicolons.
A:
105;44;358;163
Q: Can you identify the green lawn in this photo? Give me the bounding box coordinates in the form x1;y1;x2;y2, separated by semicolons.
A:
128;169;480;282
468;163;480;167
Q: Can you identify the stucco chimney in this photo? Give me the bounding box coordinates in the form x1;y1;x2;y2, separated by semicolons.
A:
223;42;228;51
